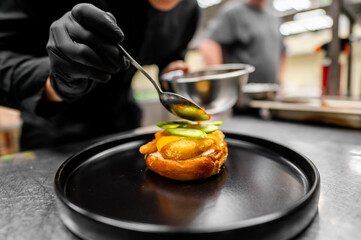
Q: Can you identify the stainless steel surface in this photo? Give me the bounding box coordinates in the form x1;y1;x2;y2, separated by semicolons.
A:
243;83;279;100
160;64;255;114
118;44;209;121
236;83;280;109
1;115;361;239
250;98;361;128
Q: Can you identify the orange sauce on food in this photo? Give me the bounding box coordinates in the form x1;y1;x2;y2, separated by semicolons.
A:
196;107;211;123
156;135;184;152
155;131;219;152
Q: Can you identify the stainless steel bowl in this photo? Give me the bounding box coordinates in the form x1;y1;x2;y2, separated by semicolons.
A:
160;64;255;114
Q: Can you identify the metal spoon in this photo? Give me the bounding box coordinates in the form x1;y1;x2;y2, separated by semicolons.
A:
118;44;210;121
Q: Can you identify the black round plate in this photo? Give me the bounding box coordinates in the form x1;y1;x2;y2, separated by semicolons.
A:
54;132;320;240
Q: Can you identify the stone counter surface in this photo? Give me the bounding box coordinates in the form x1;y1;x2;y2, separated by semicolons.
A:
1;115;361;240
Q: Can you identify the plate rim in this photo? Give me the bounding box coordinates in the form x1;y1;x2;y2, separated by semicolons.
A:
53;131;320;234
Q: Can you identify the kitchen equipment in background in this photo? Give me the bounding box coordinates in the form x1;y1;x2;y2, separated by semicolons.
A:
235;83;280;110
315;38;350;97
118;45;209;121
243;83;280;100
250;97;361;128
160;64;254;116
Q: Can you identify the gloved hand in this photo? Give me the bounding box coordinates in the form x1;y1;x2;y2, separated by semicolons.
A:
46;3;129;103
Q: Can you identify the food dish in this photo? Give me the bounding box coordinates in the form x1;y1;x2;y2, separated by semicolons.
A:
139;121;228;181
54;131;320;240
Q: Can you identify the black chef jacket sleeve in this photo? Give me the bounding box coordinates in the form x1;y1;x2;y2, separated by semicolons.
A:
0;0;57;117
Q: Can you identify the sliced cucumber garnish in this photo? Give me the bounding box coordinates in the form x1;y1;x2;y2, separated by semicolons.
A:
203;121;223;126
187;124;218;133
156;120;223;137
166;128;207;138
156;121;190;129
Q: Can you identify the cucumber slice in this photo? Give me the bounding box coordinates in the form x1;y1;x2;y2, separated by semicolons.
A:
203;121;223;126
166;128;207;138
156;121;190;129
188;124;218;133
157;124;181;129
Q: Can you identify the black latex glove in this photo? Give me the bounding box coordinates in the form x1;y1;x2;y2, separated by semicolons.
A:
46;3;129;103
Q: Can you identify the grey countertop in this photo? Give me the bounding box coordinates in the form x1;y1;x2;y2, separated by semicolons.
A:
1;115;361;240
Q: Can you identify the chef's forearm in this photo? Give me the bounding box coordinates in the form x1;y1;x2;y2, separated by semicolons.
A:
198;39;223;66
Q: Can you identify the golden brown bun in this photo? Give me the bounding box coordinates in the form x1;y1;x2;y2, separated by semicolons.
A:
145;148;227;181
142;130;228;181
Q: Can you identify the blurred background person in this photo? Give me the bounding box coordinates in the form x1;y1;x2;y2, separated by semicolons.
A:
199;0;286;85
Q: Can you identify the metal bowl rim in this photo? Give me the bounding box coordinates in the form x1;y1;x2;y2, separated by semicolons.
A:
161;63;255;83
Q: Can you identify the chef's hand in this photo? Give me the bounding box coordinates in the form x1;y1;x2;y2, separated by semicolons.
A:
162;60;189;74
46;3;129;103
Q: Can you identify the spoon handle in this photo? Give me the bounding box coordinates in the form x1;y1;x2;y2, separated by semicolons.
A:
118;44;163;94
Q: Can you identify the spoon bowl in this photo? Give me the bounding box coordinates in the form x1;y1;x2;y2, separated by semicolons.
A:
160;92;210;121
118;44;209;121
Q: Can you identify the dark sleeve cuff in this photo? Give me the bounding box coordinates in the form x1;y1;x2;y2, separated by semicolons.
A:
34;97;67;119
13;56;66;119
29;58;68;118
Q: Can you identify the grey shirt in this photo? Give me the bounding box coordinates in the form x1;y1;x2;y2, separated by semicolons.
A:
207;2;285;84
